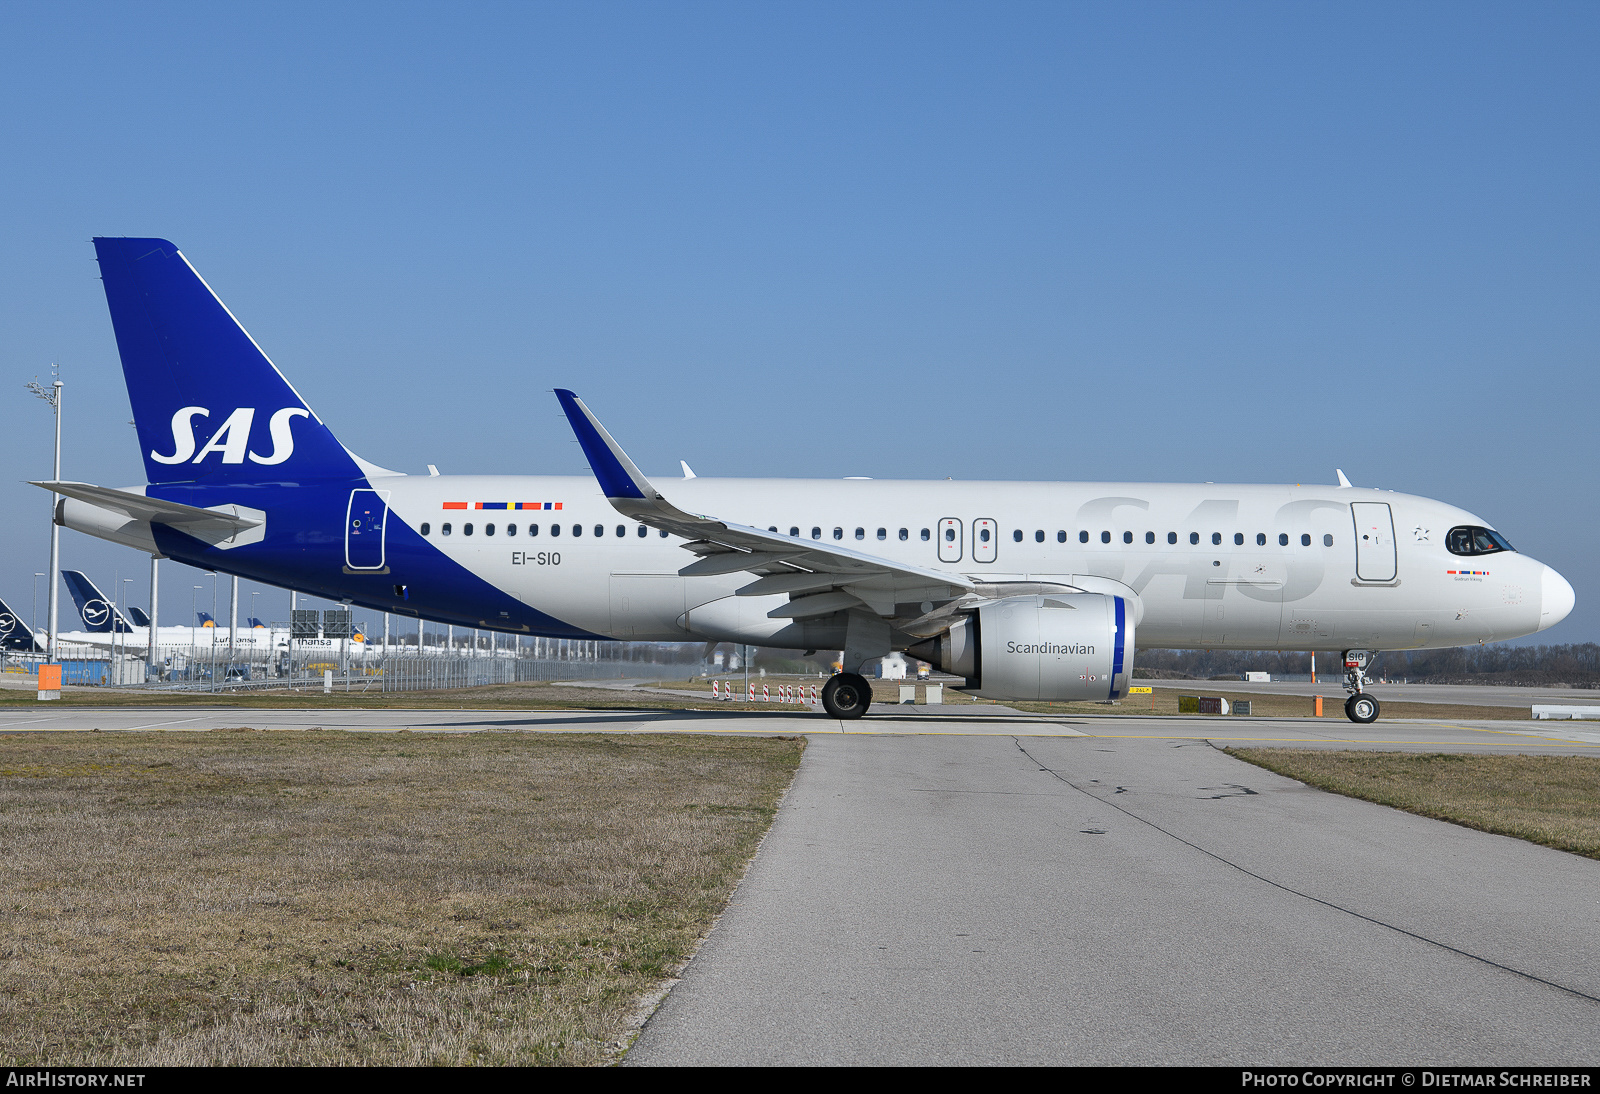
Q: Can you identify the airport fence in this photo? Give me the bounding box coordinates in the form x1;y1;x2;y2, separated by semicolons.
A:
2;639;711;694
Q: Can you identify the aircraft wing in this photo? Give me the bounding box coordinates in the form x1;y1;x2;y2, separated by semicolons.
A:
30;482;264;534
555;390;972;619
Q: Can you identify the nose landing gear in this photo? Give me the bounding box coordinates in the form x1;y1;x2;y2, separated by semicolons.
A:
1341;649;1380;723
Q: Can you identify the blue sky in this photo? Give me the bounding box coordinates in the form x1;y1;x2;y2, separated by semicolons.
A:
2;1;1596;641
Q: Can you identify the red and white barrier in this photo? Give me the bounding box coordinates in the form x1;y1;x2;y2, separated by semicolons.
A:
711;680;720;700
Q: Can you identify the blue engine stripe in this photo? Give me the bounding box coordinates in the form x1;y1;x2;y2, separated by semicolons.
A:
1108;596;1126;700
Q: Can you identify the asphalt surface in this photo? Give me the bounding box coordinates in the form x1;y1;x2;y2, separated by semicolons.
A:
4;704;1599;753
1147;678;1600;709
5;701;1597;1064
626;733;1600;1065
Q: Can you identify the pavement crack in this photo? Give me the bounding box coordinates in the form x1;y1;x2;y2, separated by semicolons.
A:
1010;736;1600;1008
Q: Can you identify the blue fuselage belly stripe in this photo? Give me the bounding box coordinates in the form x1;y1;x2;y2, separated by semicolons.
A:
146;478;604;639
1109;596;1126;700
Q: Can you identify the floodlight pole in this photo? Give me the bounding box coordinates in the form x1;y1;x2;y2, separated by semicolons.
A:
45;381;62;663
148;556;159;681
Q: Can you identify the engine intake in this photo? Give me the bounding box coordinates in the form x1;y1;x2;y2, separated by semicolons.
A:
907;593;1135;702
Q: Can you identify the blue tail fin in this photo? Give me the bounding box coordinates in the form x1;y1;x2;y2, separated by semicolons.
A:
247;617;267;629
197;612;216;627
60;570;136;633
92;238;363;485
128;606;151;628
0;598;40;651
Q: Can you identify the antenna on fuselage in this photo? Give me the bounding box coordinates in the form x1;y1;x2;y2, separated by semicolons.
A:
1335;469;1353;488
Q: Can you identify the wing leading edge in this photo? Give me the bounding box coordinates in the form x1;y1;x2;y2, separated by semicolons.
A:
553;389;972;619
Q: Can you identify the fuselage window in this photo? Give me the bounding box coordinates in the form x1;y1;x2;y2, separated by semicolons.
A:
812;527;822;540
1212;532;1222;546
878;528;887;540
572;524;582;537
506;523;516;537
1254;533;1264;546
1300;533;1310;546
1035;530;1045;543
441;523;452;536
638;525;648;537
1190;532;1199;545
550;524;560;537
1080;531;1089;543
920;528;931;541
421;522;431;536
834;527;844;541
944;526;956;542
1233;533;1244;546
530;524;540;536
1118;531;1129;544
485;523;495;536
464;523;474;536
594;524;604;538
617;525;626;537
1013;529;1023;543
1100;531;1111;544
979;527;991;543
1278;533;1287;546
899;528;909;541
855;527;865;540
659;529;669;538
1323;534;1333;547
1057;531;1067;543
1168;532;1177;544
790;526;800;537
1446;526;1515;555
768;526;778;533
1145;531;1155;544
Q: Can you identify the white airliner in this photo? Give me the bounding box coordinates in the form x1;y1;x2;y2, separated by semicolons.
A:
39;238;1575;721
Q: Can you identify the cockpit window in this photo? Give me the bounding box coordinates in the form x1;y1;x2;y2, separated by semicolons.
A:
1446;525;1514;556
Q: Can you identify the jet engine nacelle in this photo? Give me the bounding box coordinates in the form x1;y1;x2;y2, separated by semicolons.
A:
907;592;1135;703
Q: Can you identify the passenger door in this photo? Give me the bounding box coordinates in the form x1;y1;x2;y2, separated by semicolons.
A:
345;489;390;572
1351;502;1396;582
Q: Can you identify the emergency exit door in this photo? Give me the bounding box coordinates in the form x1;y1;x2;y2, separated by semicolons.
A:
346;489;391;571
972;518;998;563
938;518;963;562
1351;502;1396;583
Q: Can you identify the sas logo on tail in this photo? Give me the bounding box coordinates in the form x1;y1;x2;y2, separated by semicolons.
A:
151;406;310;466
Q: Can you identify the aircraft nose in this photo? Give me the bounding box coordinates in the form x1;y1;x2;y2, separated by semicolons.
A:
1539;565;1575;632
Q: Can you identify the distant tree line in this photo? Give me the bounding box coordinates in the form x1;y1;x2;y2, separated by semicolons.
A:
1132;643;1600;688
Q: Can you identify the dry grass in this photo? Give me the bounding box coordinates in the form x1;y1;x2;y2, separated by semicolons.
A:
0;731;803;1065
1228;748;1600;859
0;680;723;711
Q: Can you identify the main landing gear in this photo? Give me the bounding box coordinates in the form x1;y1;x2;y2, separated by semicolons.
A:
1341;649;1380;724
821;673;872;720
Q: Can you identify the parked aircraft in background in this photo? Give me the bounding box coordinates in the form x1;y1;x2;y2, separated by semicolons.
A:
61;570;149;633
40;238;1576;721
0;598;43;652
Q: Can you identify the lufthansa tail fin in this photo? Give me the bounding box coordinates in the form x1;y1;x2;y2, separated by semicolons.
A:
128;606;151;628
92;238;375;485
197;612;216;627
60;570;136;634
247;617;267;629
0;598;41;651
